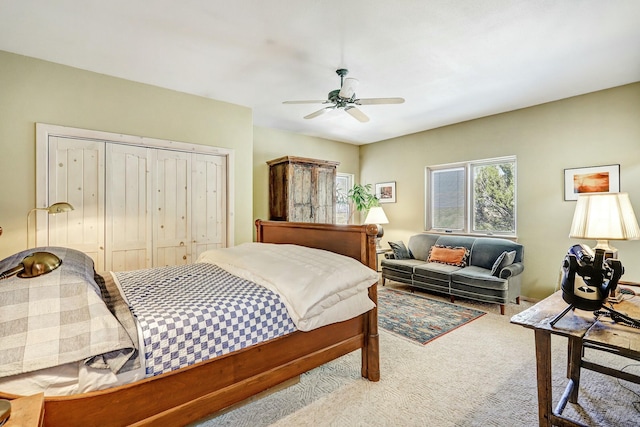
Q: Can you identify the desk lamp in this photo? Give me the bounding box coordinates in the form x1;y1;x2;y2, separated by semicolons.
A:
0;251;62;280
26;202;74;248
364;206;389;249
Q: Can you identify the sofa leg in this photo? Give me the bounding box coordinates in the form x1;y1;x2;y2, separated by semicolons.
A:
500;304;505;315
516;296;520;305
450;296;455;304
381;277;386;286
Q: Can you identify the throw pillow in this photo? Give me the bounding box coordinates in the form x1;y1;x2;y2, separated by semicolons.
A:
388;241;411;259
427;245;469;267
491;250;517;277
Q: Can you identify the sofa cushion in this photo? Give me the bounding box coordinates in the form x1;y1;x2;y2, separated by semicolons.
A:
381;258;426;274
412;262;456;293
468;238;523;270
427;245;469;267
414;262;462;283
450;266;510;303
388;240;412;260
433;235;476;252
490;250;516;276
407;234;441;261
450;266;508;291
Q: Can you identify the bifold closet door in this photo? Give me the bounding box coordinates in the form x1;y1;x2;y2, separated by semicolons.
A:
47;136;106;270
106;144;153;271
191;153;227;259
43;128;229;271
153;149;191;266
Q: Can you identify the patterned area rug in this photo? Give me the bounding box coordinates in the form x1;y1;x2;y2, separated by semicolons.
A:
377;287;485;345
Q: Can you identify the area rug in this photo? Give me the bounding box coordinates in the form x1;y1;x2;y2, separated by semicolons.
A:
377;287;485;345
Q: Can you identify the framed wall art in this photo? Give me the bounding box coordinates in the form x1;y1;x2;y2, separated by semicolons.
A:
375;181;396;204
564;164;620;201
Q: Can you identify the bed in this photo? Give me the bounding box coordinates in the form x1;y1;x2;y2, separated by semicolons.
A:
0;220;380;426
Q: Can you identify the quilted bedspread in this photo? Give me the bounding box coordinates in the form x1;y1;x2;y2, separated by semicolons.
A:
114;263;296;376
0;247;137;377
197;243;378;331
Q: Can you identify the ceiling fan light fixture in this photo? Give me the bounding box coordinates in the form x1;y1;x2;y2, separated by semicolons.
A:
339;77;359;99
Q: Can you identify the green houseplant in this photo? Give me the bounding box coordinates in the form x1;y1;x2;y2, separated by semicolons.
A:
347;184;379;223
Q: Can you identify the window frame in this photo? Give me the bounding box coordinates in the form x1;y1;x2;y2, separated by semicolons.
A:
424;156;517;237
335;172;354;225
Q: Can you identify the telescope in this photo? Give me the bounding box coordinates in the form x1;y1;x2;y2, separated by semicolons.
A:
551;244;639;327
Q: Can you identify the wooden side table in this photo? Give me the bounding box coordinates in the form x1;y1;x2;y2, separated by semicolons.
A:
4;393;44;427
511;291;640;427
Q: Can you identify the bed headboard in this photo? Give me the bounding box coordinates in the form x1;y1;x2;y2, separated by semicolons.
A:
255;220;379;271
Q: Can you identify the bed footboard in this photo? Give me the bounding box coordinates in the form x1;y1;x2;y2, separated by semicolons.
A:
256;220;380;383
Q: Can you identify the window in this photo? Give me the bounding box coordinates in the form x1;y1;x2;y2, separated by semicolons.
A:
425;156;516;236
335;173;354;224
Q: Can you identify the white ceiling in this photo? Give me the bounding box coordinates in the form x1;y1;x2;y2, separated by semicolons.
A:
1;1;639;145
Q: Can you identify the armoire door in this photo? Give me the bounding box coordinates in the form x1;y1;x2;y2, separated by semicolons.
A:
312;165;337;223
291;163;313;222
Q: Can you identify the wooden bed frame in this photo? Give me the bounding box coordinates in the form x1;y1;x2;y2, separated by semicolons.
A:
1;220;380;426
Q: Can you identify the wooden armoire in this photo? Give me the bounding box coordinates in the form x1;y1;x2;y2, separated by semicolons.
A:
267;156;340;223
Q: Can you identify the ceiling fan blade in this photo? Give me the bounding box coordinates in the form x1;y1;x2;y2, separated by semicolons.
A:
283;100;327;104
344;106;370;123
304;107;334;119
339;77;359;99
355;97;405;105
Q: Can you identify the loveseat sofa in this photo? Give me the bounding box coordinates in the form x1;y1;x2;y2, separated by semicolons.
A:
381;233;524;314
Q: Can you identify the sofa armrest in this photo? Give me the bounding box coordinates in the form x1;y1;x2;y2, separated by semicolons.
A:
500;262;524;279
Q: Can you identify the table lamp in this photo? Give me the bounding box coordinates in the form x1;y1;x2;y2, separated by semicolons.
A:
364;206;389;249
569;192;639;302
569;193;640;258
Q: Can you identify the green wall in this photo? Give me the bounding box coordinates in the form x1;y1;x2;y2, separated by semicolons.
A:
0;50;254;258
359;83;640;299
2;49;638;301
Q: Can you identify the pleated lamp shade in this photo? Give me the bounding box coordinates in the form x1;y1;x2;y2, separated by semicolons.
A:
569;192;640;254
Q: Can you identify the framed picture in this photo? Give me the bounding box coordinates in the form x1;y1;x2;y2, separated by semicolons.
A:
564;164;620;201
375;181;396;204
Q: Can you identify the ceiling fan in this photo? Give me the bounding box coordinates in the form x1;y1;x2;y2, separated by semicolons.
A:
283;69;405;123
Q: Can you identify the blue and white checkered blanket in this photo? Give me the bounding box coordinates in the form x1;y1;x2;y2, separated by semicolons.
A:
115;263;296;377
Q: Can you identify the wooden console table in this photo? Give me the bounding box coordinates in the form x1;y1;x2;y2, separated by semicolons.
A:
511;291;640;426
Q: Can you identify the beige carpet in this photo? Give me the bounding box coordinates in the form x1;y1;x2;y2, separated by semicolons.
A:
193;283;640;427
